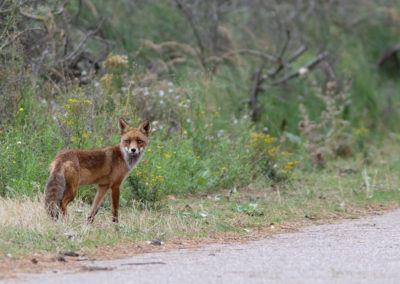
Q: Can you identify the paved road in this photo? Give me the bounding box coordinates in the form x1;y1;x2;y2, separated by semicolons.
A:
9;209;400;283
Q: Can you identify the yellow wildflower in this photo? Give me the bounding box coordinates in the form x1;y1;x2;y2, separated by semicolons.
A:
165;154;171;159
353;127;369;135
19;107;24;112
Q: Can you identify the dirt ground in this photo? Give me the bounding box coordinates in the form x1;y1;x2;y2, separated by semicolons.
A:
3;205;400;283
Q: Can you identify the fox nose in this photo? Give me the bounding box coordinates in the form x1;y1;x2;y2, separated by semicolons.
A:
130;148;137;153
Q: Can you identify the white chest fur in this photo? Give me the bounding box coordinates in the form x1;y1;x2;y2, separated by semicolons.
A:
120;146;145;171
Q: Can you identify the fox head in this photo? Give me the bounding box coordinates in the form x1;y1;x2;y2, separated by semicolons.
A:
118;118;151;161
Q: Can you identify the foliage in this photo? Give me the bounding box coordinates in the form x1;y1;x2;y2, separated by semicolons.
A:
1;0;400;203
298;83;351;167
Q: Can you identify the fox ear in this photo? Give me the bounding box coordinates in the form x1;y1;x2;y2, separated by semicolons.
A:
118;118;129;135
138;120;151;136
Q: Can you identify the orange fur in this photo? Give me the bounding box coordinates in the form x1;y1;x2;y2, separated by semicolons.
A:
45;118;151;223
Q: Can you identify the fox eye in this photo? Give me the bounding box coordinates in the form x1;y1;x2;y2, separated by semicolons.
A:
137;139;143;144
124;139;130;144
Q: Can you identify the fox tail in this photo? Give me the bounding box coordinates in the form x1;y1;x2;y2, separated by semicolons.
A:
44;170;66;219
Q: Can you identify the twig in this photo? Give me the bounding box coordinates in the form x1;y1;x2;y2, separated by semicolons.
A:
265;31;292;77
220;49;278;62
173;0;207;69
322;61;337;81
288;45;307;63
265;45;307;77
271;51;329;85
19;7;46;20
250;64;265;121
0;27;44;51
73;0;82;24
377;42;400;66
57;19;104;63
278;30;291;60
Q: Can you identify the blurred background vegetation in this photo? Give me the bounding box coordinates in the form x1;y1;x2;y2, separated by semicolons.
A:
1;0;400;206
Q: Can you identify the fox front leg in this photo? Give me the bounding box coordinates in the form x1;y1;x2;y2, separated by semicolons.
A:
111;185;121;223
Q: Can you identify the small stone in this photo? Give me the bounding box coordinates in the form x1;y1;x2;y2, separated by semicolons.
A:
62;251;79;257
57;256;67;262
150;238;163;246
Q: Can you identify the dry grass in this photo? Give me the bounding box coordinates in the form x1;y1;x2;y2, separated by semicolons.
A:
1;145;400;265
0;192;251;259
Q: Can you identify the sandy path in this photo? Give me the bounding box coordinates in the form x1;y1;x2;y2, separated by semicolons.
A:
8;209;400;283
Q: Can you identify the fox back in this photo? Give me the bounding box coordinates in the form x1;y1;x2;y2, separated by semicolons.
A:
45;118;151;223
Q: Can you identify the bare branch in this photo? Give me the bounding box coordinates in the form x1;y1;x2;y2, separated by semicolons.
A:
278;30;291;60
0;27;44;51
220;49;278;62
173;0;207;69
271;51;329;86
322;61;336;81
19;7;46;20
250;63;265;121
288;45;307;63
377;43;400;67
57;19;104;64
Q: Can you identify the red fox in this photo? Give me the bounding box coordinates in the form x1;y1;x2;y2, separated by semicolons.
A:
45;118;151;223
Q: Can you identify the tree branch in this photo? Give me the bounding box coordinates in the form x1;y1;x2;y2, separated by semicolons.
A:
220;49;278;62
250;63;265;122
57;19;104;64
173;0;207;69
271;51;329;85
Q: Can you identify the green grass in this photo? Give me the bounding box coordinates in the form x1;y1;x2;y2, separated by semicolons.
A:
1;141;400;259
2;0;400;262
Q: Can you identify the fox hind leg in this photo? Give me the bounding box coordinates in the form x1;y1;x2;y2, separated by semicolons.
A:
60;183;78;218
60;162;79;218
